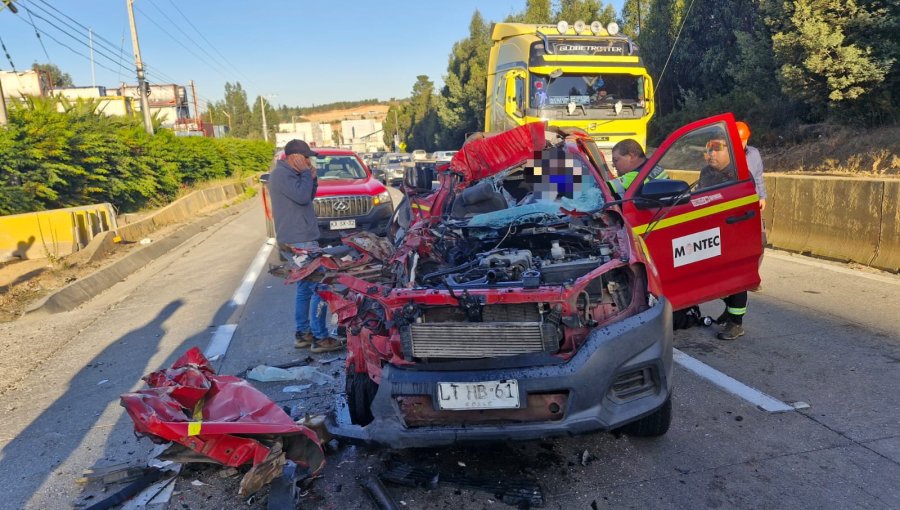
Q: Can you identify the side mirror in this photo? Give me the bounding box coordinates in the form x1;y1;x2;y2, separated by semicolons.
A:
635;179;690;209
259;173;270;184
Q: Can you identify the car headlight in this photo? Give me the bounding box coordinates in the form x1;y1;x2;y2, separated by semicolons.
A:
373;190;391;206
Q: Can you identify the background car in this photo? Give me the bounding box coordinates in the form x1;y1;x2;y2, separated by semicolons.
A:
432;150;458;162
260;149;393;243
377;153;412;187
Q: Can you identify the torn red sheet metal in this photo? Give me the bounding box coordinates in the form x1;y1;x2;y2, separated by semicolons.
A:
120;348;325;476
448;122;546;182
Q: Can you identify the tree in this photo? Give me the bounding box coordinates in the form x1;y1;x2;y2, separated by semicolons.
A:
32;63;73;88
769;0;892;121
436;10;492;148
620;0;651;38
506;0;552;23
250;96;279;141
555;0;603;22
407;76;440;151
222;82;252;138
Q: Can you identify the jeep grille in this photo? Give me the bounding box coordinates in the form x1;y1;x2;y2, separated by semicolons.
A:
314;196;372;218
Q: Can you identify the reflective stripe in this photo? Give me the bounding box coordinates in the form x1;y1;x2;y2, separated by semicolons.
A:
411;203;431;211
610;178;627;194
649;165;667;179
727;306;747;316
632;195;759;235
188;421;202;436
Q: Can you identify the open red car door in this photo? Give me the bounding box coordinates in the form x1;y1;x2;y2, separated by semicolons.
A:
620;114;763;311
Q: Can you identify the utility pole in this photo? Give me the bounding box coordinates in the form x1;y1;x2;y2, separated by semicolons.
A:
260;96;268;142
89;28;96;87
222;109;232;134
393;107;400;152
126;0;153;134
0;77;7;126
189;80;201;131
1;0;17;126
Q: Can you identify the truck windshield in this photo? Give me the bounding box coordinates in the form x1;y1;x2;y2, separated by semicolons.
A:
531;73;644;110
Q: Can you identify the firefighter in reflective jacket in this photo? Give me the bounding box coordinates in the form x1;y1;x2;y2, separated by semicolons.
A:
608;139;667;196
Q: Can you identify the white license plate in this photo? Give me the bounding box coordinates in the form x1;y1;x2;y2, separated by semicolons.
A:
329;219;356;230
437;380;520;410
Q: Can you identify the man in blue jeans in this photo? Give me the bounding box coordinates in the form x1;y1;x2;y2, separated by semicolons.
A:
268;139;343;353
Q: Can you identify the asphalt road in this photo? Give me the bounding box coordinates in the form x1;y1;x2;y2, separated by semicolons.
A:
0;200;897;510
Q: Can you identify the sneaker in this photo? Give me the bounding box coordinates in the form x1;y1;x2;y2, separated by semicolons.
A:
294;331;314;349
717;322;745;341
310;337;345;353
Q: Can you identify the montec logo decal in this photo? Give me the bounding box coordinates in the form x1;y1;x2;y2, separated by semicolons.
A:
672;227;721;267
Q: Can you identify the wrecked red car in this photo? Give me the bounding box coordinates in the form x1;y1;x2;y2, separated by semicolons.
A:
288;114;762;448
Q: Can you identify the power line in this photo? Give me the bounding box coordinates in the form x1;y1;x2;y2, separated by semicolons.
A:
163;0;252;85
653;0;697;94
16;2;135;75
134;4;234;81
144;0;237;83
10;13;126;77
24;8;50;62
0;35;16;71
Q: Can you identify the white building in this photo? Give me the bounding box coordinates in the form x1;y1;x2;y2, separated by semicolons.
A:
116;83;191;129
276;121;332;148
52;86;134;117
340;119;385;152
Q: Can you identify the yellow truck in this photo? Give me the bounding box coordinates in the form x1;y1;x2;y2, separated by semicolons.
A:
485;21;654;158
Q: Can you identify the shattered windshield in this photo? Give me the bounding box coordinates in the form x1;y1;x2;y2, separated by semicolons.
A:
465;150;605;228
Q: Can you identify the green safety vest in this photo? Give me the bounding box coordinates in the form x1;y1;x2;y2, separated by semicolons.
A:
609;164;669;195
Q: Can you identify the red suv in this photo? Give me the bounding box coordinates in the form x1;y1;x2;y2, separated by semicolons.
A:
261;149;392;241
286;115;762;448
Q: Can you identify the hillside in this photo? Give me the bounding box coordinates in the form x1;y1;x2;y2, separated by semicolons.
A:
764;125;899;176
303;104;391;123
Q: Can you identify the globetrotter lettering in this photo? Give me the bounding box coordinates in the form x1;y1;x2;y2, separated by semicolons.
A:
672;227;722;267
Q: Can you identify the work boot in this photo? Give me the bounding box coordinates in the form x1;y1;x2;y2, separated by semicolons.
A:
294;331;314;349
717;322;745;341
310;337;345;353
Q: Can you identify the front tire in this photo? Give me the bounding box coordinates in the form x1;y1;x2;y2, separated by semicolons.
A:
619;393;672;437
345;364;378;426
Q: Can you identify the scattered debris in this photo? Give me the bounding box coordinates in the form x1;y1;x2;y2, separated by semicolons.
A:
247;364;334;385
97;379;109;386
76;463;148;485
361;473;400;510
139;238;152;245
283;384;314;393
380;462;544;507
247;365;297;382
218;467;240;478
119;348;325;498
457;461;467;468
190;480;207;486
81;468;162;510
267;460;304;510
581;449;591;466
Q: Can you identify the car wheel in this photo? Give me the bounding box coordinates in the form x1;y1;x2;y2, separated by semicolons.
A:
618;393;672;437
345;364;378;426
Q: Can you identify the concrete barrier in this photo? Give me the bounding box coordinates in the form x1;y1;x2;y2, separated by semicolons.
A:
0;203;117;262
872;180;900;272
116;181;248;242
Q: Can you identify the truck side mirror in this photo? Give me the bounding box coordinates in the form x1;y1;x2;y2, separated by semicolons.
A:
635;179;690;209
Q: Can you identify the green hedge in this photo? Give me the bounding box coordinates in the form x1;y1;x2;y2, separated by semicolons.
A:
0;97;272;216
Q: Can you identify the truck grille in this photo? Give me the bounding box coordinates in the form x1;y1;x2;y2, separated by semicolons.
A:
314;196;372;218
408;322;557;359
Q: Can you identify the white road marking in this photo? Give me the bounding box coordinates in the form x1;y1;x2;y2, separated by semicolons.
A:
230;239;275;306
205;324;236;360
673;348;796;413
204;238;274;361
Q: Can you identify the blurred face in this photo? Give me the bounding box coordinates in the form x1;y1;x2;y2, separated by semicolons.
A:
704;139;731;171
611;150;644;174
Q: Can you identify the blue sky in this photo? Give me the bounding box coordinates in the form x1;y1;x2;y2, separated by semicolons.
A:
0;0;625;110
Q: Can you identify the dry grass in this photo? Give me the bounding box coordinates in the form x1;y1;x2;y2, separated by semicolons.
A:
764;125;900;176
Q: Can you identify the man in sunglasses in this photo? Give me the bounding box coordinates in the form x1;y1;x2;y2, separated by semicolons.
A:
696;133;749;340
698;136;737;189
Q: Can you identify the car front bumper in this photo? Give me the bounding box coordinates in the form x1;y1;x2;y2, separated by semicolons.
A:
327;298;674;448
317;202;392;240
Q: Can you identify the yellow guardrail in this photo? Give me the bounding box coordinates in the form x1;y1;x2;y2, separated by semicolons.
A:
0;203;118;262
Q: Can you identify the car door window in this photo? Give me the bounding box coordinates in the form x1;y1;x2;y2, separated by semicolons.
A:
651;122;743;193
